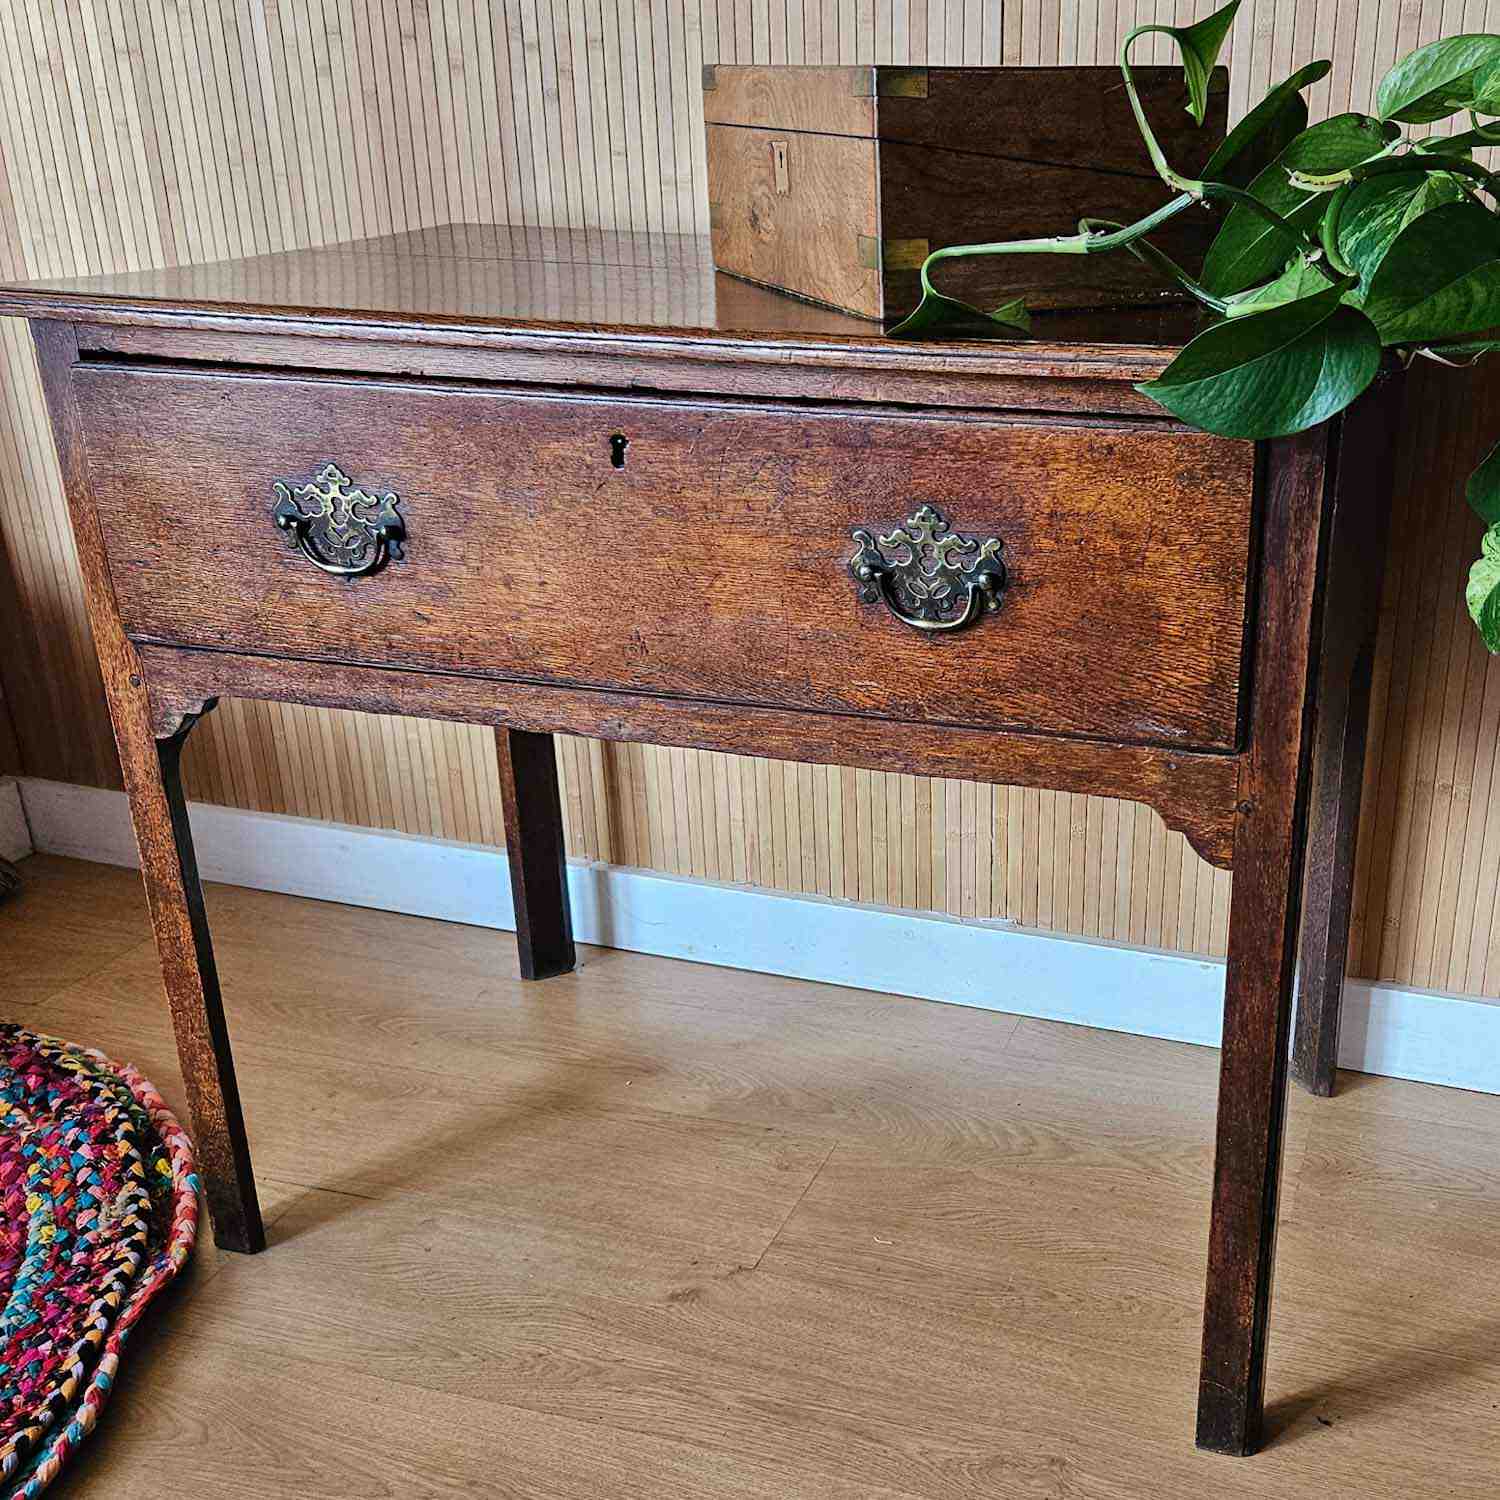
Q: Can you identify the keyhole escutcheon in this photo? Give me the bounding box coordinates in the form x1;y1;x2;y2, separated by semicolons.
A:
609;433;629;469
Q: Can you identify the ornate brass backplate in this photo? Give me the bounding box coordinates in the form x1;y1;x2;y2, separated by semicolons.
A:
272;462;406;578
849;504;1006;632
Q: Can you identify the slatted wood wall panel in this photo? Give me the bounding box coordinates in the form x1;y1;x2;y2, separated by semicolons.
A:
2;2;1499;988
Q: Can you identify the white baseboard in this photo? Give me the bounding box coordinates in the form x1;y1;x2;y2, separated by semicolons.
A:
16;775;1500;1096
0;777;31;863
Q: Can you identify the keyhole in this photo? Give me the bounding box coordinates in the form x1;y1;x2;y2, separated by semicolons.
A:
609;433;628;469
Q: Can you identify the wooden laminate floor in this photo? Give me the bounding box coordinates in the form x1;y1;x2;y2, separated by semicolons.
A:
3;852;1499;1497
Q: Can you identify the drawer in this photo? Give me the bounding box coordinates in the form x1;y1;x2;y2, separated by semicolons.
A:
75;365;1257;749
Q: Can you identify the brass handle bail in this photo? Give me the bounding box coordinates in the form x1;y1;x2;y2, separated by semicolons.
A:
849;504;1005;633
272;462;406;579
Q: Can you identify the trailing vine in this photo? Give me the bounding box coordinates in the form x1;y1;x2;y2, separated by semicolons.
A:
891;4;1500;650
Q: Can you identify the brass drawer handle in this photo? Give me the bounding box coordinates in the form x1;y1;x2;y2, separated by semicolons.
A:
272;462;406;578
849;504;1005;633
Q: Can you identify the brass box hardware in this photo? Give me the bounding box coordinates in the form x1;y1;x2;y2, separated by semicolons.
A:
850;66;929;98
771;139;790;194
856;235;930;271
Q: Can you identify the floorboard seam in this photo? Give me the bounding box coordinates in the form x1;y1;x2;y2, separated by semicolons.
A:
9;936;160;1019
746;1140;839;1270
992;1012;1028;1054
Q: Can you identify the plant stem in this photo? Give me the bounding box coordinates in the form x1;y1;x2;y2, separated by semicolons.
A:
1197;180;1327;263
1078;217;1235;313
1120;27;1204;195
918;181;1325;308
918;193;1197;296
1287;136;1404;191
1356;150;1500;195
1408;338;1500;367
1117;25;1330;267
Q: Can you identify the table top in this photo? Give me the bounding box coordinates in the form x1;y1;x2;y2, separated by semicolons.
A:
0;222;1208;358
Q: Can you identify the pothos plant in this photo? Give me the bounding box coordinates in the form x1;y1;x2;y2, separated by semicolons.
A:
890;2;1500;651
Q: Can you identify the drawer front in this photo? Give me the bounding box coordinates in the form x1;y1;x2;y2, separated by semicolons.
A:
76;366;1257;749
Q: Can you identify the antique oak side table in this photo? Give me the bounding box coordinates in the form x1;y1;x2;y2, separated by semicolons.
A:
0;225;1400;1456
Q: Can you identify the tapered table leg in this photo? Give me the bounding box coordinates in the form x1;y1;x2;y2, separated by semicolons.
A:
32;320;263;1254
1292;373;1402;1098
1196;422;1334;1456
1292;637;1376;1098
1199;821;1304;1453
132;715;265;1253
496;727;575;979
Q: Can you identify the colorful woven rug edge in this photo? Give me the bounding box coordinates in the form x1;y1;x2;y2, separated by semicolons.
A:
1;1024;198;1500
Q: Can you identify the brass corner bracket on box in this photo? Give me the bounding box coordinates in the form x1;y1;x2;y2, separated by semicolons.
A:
852;67;928;97
857;236;929;272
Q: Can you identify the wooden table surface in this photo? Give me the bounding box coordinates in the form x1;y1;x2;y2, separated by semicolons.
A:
0;220;1212;347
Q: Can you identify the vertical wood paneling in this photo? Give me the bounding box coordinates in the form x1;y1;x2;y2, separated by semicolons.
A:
2;2;1499;991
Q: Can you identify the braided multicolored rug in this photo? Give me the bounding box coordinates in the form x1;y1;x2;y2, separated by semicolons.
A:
1;1025;198;1499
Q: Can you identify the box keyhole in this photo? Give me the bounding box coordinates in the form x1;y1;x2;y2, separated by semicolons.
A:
609;433;628;469
771;140;790;195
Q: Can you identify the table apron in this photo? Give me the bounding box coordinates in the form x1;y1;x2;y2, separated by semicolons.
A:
137;641;1240;870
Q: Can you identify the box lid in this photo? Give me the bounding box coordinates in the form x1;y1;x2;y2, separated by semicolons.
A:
702;64;1228;181
703;66;895;138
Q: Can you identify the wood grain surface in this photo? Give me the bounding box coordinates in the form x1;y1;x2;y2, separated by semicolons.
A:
1198;422;1330;1453
703;62;879;134
3;2;1500;992
73;361;1254;750
0;650;18;776
875;132;1223;313
135;642;1243;868
1292;372;1406;1094
0;220;1207;356
706;121;884;315
871;65;1226;168
7;854;1500;1496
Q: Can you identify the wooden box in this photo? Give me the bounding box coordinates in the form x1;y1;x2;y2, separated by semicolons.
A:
703;64;1228;322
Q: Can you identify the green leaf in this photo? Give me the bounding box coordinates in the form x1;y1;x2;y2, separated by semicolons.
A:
1467;439;1500;526
1167;0;1241;125
1364;199;1500;344
1223;256;1336;315
1138;287;1382;438
1470;57;1500;114
1200;114;1401;295
1336;168;1466;293
1202;61;1331;188
887;289;1030;340
1466;523;1500;652
1375;34;1500;123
